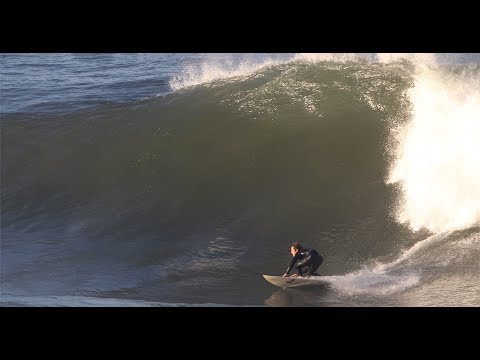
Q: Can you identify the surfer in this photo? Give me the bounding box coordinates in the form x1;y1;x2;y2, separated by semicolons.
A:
283;242;323;278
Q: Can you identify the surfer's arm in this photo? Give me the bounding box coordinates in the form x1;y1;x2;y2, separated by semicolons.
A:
285;254;300;275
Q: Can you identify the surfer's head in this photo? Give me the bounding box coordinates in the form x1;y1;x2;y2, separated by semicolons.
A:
290;242;303;256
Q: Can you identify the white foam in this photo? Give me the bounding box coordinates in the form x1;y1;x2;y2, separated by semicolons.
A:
322;269;420;296
376;53;438;65
318;231;458;295
387;66;480;233
293;53;368;62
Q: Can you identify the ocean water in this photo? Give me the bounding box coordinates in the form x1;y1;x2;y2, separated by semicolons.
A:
1;53;479;307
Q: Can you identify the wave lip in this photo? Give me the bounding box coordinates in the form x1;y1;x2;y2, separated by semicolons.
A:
169;54;293;91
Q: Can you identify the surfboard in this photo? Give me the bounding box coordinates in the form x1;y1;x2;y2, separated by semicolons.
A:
263;274;327;288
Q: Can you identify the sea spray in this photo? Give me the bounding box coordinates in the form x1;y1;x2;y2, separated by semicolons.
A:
388;66;480;233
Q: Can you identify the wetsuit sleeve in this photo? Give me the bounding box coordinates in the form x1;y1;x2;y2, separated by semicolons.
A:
285;253;300;275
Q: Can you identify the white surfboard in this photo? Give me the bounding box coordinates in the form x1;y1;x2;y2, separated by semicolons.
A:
263;274;327;288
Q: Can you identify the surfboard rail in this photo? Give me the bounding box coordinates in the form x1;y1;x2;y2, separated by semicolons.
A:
263;274;327;288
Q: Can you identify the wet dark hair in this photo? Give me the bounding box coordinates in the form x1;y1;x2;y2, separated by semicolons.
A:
290;242;303;251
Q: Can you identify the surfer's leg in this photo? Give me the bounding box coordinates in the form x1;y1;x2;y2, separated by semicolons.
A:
309;254;323;276
305;262;316;276
300;256;317;276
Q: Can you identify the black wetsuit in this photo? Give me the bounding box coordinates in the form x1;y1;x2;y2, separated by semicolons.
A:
286;248;323;277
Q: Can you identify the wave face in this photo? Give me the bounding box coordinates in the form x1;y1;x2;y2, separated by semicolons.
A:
2;53;480;306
